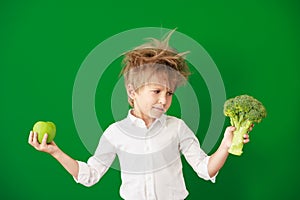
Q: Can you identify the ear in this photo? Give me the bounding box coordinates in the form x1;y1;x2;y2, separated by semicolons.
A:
126;84;136;99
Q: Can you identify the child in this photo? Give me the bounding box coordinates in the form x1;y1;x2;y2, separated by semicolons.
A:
28;30;250;200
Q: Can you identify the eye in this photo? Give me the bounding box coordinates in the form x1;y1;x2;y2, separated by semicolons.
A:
152;90;161;94
167;91;174;96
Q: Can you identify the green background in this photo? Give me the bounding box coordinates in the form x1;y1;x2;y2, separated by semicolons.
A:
1;0;299;199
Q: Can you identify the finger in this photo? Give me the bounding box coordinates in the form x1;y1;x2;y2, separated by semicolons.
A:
243;138;250;144
243;134;250;144
28;131;33;144
32;132;40;147
41;133;48;145
30;132;41;150
32;132;39;144
243;134;250;139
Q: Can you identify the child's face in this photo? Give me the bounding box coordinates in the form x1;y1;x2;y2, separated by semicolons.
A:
131;83;174;126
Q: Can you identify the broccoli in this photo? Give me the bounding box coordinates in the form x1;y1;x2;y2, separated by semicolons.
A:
223;94;267;156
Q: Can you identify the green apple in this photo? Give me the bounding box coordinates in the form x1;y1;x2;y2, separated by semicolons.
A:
33;121;56;143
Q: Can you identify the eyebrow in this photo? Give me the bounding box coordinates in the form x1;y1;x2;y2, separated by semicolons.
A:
148;85;174;92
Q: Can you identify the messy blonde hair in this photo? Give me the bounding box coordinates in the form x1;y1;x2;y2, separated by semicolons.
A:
121;29;191;106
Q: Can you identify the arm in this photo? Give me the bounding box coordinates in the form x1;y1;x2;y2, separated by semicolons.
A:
179;120;217;182
28;131;79;179
207;126;250;177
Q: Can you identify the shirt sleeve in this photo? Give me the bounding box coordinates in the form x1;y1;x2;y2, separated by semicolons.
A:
73;133;116;187
178;120;218;183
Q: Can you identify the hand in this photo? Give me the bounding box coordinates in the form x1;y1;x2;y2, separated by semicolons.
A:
222;124;253;149
28;131;59;155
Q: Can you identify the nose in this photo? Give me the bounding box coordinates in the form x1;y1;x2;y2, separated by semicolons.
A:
158;93;167;105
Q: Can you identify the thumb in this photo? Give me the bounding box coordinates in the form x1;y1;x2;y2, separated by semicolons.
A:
224;126;236;141
225;126;236;135
229;126;236;131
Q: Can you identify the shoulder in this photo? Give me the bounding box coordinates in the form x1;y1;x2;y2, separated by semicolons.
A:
165;115;187;127
165;115;183;123
165;115;195;137
102;118;128;137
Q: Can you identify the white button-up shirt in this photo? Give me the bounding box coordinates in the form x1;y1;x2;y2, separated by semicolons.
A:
75;110;217;200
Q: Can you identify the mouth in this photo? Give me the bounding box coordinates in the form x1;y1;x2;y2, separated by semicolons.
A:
152;106;165;112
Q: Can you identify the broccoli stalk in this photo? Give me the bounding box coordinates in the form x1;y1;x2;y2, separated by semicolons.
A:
228;119;252;156
223;94;267;156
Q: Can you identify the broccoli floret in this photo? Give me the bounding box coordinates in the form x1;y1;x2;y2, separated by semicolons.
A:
223;94;267;156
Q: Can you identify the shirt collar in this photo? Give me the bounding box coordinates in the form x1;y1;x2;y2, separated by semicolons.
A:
127;109;166;129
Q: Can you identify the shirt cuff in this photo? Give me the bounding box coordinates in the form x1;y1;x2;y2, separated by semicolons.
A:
204;156;218;183
73;160;90;184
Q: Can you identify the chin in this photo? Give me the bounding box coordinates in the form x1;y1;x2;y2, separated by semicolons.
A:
150;109;165;119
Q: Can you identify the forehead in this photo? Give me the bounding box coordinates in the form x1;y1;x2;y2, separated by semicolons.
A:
143;82;174;90
142;71;177;91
